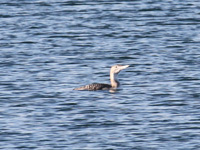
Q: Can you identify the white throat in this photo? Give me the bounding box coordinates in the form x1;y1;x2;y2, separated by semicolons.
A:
110;73;120;88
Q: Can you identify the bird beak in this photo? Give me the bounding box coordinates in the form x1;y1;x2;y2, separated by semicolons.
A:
119;65;129;70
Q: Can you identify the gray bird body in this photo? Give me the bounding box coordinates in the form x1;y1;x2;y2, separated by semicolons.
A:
73;83;111;91
73;64;129;91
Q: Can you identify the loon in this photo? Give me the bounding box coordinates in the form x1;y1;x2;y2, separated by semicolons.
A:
73;64;129;91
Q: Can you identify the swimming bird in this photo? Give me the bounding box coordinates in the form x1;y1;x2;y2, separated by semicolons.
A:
73;64;129;91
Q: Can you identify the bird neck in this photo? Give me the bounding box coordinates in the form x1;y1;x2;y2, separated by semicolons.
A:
110;72;120;88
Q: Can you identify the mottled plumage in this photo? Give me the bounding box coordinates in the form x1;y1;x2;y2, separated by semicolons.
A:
73;83;111;91
73;64;129;91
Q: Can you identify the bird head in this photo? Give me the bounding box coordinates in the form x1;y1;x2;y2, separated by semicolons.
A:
110;64;129;74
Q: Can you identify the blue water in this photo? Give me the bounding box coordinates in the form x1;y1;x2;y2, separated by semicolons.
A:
0;0;200;149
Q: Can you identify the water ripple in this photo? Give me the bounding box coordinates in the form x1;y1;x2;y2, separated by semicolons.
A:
0;0;200;149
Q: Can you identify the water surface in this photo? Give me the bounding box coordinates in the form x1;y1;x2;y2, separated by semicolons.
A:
0;0;200;149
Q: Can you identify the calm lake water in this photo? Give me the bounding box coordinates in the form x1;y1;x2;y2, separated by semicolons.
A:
0;0;200;149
